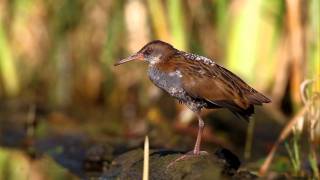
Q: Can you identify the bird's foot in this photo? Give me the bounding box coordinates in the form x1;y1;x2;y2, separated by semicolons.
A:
166;150;208;170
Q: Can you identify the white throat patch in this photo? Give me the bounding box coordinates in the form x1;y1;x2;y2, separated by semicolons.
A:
149;55;162;65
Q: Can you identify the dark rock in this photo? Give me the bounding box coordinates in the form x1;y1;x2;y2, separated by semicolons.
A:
215;148;241;176
233;170;258;179
97;148;257;180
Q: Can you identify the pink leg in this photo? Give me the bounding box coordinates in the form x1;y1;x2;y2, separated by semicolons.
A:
193;112;204;155
167;112;208;169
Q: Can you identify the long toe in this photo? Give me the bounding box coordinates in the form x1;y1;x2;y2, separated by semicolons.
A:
166;150;209;170
188;150;209;156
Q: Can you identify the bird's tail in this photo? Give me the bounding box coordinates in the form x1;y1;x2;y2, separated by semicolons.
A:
231;104;254;121
208;100;255;121
247;92;271;105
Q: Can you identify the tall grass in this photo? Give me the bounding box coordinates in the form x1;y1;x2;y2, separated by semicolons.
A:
147;0;170;41
167;0;187;50
284;131;301;175
0;23;19;97
226;0;262;84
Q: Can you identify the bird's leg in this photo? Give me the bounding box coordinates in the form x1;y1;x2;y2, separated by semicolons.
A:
193;112;204;155
167;111;208;169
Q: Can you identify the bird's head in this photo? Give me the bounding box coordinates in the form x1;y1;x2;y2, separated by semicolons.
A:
114;40;177;66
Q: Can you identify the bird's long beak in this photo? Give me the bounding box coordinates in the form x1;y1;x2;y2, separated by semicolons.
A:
114;53;144;66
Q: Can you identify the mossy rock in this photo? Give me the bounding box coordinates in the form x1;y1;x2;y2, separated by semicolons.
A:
95;148;257;180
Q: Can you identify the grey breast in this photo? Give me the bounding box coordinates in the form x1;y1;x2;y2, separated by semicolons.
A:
147;65;186;100
147;65;211;111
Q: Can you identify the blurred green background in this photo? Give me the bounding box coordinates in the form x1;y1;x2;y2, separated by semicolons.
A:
0;0;319;179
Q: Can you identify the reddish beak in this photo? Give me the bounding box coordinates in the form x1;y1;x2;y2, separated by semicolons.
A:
114;53;144;66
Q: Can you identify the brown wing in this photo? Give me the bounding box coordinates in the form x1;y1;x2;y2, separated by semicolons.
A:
181;64;250;108
158;55;271;118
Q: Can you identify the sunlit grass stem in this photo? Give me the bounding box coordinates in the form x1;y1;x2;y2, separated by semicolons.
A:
143;136;149;180
0;23;20;96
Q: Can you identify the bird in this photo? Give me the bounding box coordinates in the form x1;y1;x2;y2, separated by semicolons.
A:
114;40;271;157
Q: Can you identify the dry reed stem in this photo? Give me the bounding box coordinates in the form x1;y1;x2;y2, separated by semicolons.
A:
260;78;319;176
143;136;149;180
259;103;309;176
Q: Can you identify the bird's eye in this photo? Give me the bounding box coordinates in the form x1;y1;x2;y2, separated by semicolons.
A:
144;49;152;56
